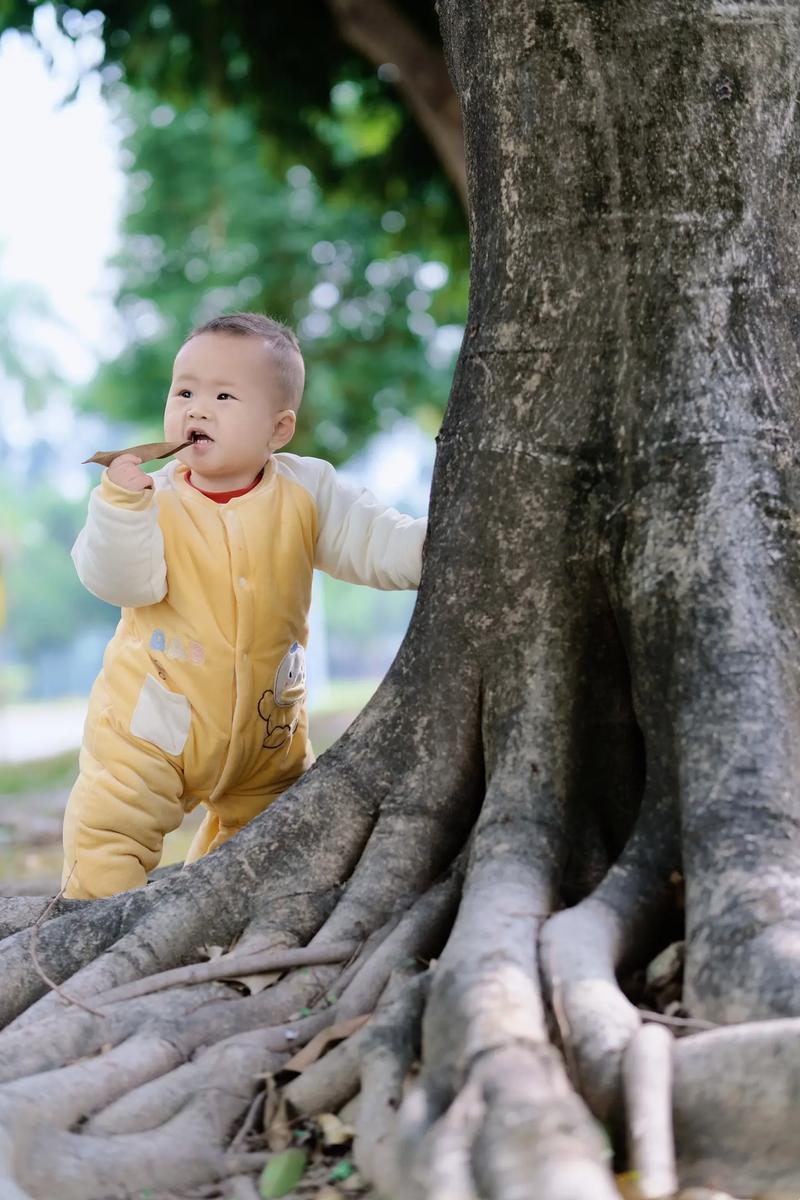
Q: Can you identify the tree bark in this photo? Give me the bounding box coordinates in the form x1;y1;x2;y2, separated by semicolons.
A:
1;1;800;1196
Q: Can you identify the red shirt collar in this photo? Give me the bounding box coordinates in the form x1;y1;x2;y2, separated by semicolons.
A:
186;468;264;503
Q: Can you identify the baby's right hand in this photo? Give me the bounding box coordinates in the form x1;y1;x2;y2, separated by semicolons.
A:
107;454;154;491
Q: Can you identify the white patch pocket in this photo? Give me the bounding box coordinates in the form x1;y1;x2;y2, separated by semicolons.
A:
130;674;191;757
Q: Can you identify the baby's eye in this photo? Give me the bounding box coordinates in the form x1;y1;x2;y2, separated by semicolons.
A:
176;389;192;399
218;392;234;401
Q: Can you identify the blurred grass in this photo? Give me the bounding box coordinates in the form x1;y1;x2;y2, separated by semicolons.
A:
313;679;377;714
0;749;78;796
0;844;64;889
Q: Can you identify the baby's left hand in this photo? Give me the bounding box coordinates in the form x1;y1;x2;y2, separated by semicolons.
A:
107;454;154;492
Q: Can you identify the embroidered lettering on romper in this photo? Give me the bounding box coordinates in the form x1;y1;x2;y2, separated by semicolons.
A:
149;630;204;665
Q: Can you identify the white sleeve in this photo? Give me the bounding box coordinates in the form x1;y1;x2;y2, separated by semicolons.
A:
71;472;167;608
313;461;426;590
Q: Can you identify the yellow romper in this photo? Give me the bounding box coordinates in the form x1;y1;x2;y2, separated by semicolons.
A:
63;453;425;900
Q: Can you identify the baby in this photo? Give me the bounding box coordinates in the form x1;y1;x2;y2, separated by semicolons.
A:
63;311;426;900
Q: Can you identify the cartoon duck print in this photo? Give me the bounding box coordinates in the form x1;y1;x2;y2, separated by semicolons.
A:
257;642;307;750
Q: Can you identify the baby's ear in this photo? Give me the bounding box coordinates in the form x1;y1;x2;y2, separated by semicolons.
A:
269;409;296;451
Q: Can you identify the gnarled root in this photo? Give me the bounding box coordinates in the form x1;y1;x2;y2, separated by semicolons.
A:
539;789;679;1120
623;1023;677;1200
673;1019;800;1196
391;645;626;1200
1;1027;288;1199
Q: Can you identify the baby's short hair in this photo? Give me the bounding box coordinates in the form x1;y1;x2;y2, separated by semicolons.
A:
185;311;305;410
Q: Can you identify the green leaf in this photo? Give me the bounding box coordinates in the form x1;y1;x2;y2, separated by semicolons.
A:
329;1161;354;1183
259;1148;308;1198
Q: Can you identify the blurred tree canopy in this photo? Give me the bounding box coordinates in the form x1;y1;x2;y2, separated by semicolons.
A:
14;0;463;209
0;265;69;410
0;304;118;678
0;0;468;461
0;482;107;661
84;85;467;459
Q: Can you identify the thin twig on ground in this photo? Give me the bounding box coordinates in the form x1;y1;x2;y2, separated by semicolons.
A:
28;865;104;1018
229;1087;266;1152
639;1008;717;1033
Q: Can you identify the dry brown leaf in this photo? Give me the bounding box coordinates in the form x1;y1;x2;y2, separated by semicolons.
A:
199;944;226;961
226;969;282;995
83;439;192;467
615;1173;643;1199
315;1112;354;1148
199;934;293;993
283;1015;370;1073
263;1078;293;1151
645;940;684;992
262;1076;280;1132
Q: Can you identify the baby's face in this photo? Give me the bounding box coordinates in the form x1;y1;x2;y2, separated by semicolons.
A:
164;333;286;490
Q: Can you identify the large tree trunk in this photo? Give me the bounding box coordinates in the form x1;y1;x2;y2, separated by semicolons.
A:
2;2;800;1196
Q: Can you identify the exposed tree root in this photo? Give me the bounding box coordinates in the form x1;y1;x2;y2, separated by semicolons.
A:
1;1029;288;1199
90;938;363;1006
0;895;91;941
225;1176;262;1200
2;689;800;1200
3;551;798;1200
672;1020;800;1196
353;970;429;1191
623;1023;677;1200
539;794;679;1119
401;1076;483;1200
391;694;624;1200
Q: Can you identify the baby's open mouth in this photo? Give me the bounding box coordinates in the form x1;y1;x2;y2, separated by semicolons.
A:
188;430;213;444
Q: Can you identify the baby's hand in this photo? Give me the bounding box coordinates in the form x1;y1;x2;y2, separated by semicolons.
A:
107;454;153;492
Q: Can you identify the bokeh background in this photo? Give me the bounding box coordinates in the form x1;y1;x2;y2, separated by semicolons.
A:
0;2;467;889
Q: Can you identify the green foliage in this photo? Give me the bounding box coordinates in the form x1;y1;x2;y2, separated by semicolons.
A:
0;750;78;797
0;264;68;409
0;1;456;219
322;572;414;647
82;84;467;461
0;1;467;694
0;1;467;459
1;483;115;658
258;1148;307;1199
